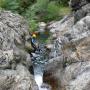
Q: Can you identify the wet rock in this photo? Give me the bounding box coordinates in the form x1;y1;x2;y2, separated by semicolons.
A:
41;83;51;90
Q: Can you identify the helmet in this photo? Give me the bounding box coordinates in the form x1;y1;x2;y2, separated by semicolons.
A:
32;34;36;38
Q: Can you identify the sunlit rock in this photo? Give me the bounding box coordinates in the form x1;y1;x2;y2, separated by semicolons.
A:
44;1;90;90
0;10;37;90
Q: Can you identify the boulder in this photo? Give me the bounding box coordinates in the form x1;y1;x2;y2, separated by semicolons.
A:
0;10;32;69
44;1;90;90
69;0;88;11
0;10;37;90
0;64;38;90
74;4;90;23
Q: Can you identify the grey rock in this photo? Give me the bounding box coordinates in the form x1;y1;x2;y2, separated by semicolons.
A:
64;61;90;90
45;1;90;90
0;64;38;90
69;0;88;11
0;10;37;90
74;4;90;23
0;10;31;69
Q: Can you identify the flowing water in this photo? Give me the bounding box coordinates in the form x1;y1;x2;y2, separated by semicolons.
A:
34;65;51;90
34;65;43;89
31;44;51;90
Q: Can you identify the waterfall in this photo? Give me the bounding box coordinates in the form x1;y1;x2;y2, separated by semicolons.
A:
34;65;43;88
31;44;51;90
34;65;51;90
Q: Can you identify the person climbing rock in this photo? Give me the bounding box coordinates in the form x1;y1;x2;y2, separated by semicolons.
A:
31;33;39;53
25;32;39;57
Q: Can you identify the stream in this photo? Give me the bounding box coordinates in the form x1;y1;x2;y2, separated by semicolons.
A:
30;21;62;90
31;44;51;90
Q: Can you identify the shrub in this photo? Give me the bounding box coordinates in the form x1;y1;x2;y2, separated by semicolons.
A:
26;0;61;22
0;0;19;13
0;0;70;32
29;20;38;32
43;1;60;22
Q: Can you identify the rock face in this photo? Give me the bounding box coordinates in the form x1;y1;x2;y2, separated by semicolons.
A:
69;0;88;11
0;64;37;90
44;1;90;90
0;11;37;90
74;3;90;23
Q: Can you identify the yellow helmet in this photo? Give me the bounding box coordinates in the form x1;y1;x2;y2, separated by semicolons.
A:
32;34;36;38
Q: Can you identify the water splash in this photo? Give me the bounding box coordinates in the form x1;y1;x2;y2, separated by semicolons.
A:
34;65;43;88
35;74;43;87
34;65;51;90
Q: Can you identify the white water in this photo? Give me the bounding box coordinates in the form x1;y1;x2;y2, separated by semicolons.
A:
35;74;43;88
34;66;50;90
35;74;49;90
32;44;51;90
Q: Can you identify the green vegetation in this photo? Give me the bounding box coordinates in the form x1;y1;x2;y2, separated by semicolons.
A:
0;0;70;32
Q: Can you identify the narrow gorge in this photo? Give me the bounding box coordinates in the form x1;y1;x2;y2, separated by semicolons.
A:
0;0;90;90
